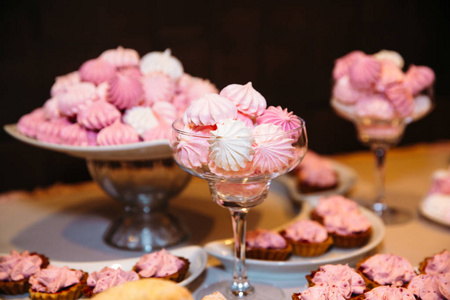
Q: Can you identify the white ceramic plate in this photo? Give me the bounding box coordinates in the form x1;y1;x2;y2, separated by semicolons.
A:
204;205;385;282
4;124;172;160
277;160;357;206
420;196;450;227
1;246;207;299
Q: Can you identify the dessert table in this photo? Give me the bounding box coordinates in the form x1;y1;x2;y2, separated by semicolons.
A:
1;141;449;299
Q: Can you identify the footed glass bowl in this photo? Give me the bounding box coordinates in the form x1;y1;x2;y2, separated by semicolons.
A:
4;124;190;251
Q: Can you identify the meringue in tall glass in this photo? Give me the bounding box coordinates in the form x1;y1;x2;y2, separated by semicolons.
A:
171;83;307;299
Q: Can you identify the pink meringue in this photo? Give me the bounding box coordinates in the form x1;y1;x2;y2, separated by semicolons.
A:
99;46;140;69
172;126;210;169
141;72;176;106
256;106;302;132
57;82;97;117
355;95;395;120
236;112;255;128
348;55;381;89
50;71;81;97
376;61;405;92
404;65;435;95
97;121;140;146
219;82;267;117
142;123;172;141
42;97;61;120
373;50;405;69
95;82;109;102
153;101;178;125
35;118;72;144
385;84;414;117
183;93;237;126
59;123;97;146
79;58;117;85
332;76;366;105
140;49;184;80
107;72;144;109
332;50;365;80
17;108;46;138
77;101;121;130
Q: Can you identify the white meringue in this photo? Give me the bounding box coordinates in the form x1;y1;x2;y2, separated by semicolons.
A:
140;49;184;80
122;106;159;136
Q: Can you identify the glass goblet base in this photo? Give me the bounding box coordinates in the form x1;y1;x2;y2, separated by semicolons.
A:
195;281;285;300
371;203;413;225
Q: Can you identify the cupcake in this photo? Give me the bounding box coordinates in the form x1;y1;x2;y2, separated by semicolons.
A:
306;264;366;299
0;250;49;295
357;254;416;289
133;249;190;283
418;249;450;274
407;273;450;300
322;211;372;248
294;151;339;194
84;267;139;297
280;219;333;257
362;285;415;300
292;285;347;300
29;265;87;300
245;228;292;261
310;195;360;224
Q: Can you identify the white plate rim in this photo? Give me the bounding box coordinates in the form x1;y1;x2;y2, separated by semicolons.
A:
204;205;385;269
277;160;358;204
419;198;450;227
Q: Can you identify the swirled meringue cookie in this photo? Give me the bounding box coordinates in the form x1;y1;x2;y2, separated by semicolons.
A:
59;123;97;146
404;65;435;95
385;84;414;118
208;119;255;172
183;93;237;126
236;112;255;128
172;125;210;169
42;98;61;120
220;82;267;117
142;123;171;141
95;82;109;102
50;71;81;97
79;58;116;85
122;106;159;136
376;61;405;92
373;49;405;69
107;73;144;110
57;82;97;117
97;121;140;146
252;123;295;174
332;50;365;80
332;76;366;105
17;108;46;138
77;101;121;130
99;46;140;68
140;49;184;80
348;55;381;90
141;72;176;106
35;118;72;144
256;106;302;132
152;101;177;125
355;95;395;120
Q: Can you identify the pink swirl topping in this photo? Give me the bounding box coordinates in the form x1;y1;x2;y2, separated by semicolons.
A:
324;212;371;235
17;108;45;138
296;151;337;187
134;249;185;278
141;73;176;106
311;264;365;298
97;121;140;146
295;285;346;300
79;58;117;85
404;65;435;95
107;73;144;110
183;93;237;126
29;265;83;293
423;250;450;274
408;273;450;300
50;71;81;97
348;55;381;89
220;82;267;117
315;195;359;217
245;228;287;249
59;123;97;146
0;251;43;281
77;101;121;130
57;82;97;117
360;254;416;286
99;46;140;68
256;106;302;132
284;220;328;243
87;267;139;294
364;286;415;300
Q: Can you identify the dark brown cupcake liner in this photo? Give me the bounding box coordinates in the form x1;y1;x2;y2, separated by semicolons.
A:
245;243;293;261
281;231;333;257
330;227;372;248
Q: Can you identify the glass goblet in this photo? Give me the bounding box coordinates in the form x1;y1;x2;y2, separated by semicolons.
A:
171;118;307;299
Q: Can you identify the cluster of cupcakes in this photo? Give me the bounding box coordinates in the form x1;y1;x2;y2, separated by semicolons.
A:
293;249;449;299
331;49;435;122
0;248;190;299
172;82;304;177
17;47;218;146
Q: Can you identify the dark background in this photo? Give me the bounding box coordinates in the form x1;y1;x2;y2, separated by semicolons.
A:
1;0;449;192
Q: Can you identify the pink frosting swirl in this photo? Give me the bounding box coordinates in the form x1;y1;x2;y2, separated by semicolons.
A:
57;82;97;117
135;249;185;278
99;46;140;68
77;101;121;130
0;251;43;282
348;55;381;90
182;93;237;126
245;228;287;249
295;285;347;300
256;106;302;132
364;286;415;300
97;121;140;146
87;267;139;294
311;264;366;298
404;65;435;95
107;73;144;110
141;72;176;106
17;108;46;138
79;58;117;85
315;195;359;217
50;71;81;97
424;250;450;274
297;151;337;187
59;123;97;146
219;82;267;117
284;220;328;243
324;212;371;235
332;50;365;80
29;265;83;293
408;273;450;300
360;254;416;286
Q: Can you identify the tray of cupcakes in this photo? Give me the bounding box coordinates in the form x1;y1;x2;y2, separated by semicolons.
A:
0;246;207;299
204;195;385;282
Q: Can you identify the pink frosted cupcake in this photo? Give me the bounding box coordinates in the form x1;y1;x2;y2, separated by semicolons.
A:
0;250;49;295
418;249;450;275
133;249;190;283
310;195;360;224
84;267;139;297
407;273;450;300
362;285;415;300
322;211;372;248
280;219;333;257
292;285;347;300
245;228;292;261
357;253;416;289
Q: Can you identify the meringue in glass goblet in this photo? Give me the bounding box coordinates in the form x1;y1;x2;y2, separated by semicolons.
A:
171;118;307;299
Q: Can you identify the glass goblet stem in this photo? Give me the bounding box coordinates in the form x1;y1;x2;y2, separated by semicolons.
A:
230;208;254;297
372;144;389;215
